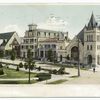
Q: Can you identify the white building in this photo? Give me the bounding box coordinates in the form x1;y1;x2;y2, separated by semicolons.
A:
20;24;69;61
0;31;21;57
66;13;100;67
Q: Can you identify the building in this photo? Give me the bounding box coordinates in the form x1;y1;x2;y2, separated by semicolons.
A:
20;24;69;61
65;13;100;67
57;36;70;62
0;31;21;57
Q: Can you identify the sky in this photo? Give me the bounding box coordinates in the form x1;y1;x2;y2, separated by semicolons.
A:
0;5;100;39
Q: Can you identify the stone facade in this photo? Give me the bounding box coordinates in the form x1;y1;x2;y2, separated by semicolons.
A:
66;13;100;67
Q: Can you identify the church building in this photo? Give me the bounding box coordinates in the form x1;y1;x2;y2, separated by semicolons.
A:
66;13;100;67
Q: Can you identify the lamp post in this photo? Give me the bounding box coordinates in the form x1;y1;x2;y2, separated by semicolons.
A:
77;37;80;77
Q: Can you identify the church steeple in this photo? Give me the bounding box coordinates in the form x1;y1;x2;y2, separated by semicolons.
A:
87;12;98;29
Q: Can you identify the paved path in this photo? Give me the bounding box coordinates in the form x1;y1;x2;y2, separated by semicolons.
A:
0;84;99;97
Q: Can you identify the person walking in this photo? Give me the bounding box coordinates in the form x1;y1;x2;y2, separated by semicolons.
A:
93;67;95;73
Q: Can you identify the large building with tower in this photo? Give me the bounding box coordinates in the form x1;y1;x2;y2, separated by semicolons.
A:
66;13;100;67
20;23;69;61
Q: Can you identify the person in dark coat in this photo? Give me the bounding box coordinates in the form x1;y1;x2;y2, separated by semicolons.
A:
93;67;95;73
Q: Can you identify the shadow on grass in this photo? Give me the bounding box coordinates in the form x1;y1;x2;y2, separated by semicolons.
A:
70;75;79;78
47;79;68;84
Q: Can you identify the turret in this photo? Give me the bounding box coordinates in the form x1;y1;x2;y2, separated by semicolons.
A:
28;24;37;31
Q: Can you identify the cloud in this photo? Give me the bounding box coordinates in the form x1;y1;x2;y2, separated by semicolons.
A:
4;24;24;37
38;14;68;32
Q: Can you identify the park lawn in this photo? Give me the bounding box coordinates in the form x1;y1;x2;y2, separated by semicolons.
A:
0;67;37;79
47;79;67;84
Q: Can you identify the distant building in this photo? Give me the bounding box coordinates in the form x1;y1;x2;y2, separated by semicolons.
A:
20;24;69;61
0;31;21;57
66;13;100;67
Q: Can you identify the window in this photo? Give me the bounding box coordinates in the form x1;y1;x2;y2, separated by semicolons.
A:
54;33;56;37
52;44;56;48
21;45;23;49
30;39;34;43
87;35;88;41
26;45;28;49
30;45;34;49
97;55;100;64
37;32;40;36
87;45;89;50
90;45;92;50
97;45;100;50
60;46;63;49
49;32;50;37
44;32;46;37
87;35;93;42
97;35;100;42
34;39;37;43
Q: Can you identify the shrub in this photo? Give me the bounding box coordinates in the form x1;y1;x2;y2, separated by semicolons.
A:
52;69;58;74
0;63;3;68
0;68;4;75
38;66;41;71
19;62;23;68
58;67;65;74
16;66;19;71
24;63;28;70
36;73;51;81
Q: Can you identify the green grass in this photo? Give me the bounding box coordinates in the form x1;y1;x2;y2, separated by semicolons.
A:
70;75;79;78
0;80;37;84
47;79;67;84
0;67;37;79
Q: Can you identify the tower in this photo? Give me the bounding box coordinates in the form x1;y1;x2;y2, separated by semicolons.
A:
84;12;99;67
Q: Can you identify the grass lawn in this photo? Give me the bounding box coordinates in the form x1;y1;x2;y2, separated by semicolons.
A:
47;79;67;84
0;67;37;79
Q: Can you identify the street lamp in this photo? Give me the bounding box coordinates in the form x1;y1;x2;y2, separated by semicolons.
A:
77;36;80;77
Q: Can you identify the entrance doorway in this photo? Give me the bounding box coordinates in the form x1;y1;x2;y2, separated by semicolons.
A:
87;55;92;64
71;46;78;61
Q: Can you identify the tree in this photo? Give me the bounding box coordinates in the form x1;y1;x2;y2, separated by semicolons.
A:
30;61;35;70
47;49;53;62
24;63;28;70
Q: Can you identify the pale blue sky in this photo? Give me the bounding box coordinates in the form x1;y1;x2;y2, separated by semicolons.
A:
0;5;100;38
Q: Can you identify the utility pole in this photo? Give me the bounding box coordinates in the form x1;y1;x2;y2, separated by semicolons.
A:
77;37;80;77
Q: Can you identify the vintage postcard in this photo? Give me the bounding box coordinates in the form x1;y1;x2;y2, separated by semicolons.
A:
0;1;100;97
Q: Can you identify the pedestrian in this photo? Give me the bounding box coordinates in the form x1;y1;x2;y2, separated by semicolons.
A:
93;67;95;73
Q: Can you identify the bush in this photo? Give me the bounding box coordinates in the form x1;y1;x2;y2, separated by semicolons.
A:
58;67;65;74
36;73;51;81
0;68;4;75
16;66;19;71
19;62;23;68
52;69;58;74
38;66;41;71
0;63;3;68
24;63;28;70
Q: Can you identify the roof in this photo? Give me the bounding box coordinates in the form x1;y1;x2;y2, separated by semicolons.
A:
36;28;67;33
76;27;85;45
0;31;15;46
87;13;98;30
